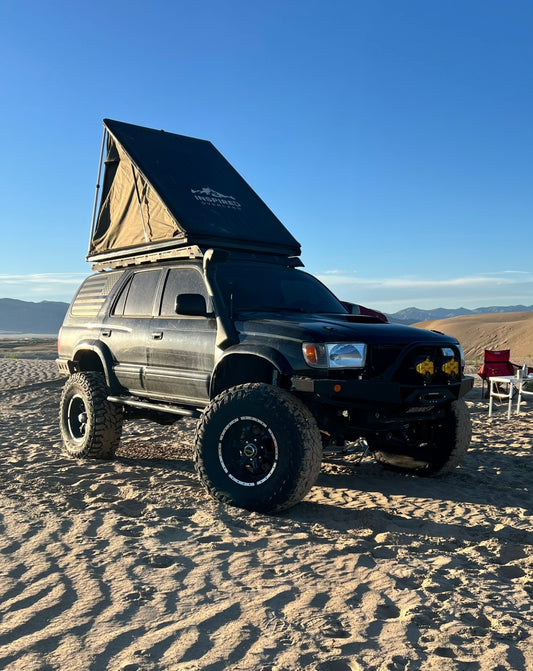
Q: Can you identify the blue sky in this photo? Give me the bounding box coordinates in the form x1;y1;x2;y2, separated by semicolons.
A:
1;0;532;313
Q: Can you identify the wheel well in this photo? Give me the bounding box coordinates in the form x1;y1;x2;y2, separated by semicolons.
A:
74;349;105;374
211;354;288;398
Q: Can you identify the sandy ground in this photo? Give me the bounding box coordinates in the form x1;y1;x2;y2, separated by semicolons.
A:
0;350;531;670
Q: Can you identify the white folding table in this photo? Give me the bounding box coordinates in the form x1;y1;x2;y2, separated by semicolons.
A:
488;375;517;419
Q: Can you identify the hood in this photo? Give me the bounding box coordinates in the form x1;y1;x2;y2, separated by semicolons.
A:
238;312;459;346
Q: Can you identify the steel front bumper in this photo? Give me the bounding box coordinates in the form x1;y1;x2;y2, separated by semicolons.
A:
292;375;474;408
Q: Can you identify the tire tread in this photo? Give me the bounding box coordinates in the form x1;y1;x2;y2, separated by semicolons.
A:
195;384;322;513
59;372;122;459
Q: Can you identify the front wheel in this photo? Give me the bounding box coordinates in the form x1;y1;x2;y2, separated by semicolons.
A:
59;372;123;459
194;383;322;513
372;400;471;476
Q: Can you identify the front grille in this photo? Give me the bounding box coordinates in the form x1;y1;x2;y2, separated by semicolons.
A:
366;345;405;379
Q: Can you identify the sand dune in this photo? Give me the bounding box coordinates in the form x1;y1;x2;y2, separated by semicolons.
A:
414;311;533;364
0;353;531;670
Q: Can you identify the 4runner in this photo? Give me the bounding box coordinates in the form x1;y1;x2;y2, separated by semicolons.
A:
57;119;473;513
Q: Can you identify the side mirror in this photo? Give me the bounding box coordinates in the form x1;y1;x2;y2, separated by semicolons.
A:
175;293;208;317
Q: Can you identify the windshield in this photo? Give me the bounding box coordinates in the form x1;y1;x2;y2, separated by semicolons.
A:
216;263;346;314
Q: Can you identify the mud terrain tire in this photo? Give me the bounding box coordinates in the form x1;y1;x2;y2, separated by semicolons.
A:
194;383;322;513
372;400;471;476
59;372;123;459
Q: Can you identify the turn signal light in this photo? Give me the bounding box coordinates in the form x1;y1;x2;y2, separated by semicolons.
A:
303;344;319;365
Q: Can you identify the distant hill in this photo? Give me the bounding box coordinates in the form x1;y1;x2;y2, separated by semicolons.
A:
414;311;533;363
0;299;69;334
388;304;533;324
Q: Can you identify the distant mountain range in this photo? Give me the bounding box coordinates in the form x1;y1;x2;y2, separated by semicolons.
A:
388;304;533;324
0;299;69;335
1;298;533;334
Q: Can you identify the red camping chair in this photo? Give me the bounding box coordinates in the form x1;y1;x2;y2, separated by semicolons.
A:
477;349;520;398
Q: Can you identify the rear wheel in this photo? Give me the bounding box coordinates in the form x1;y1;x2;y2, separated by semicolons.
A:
372;400;471;476
195;383;322;513
59;372;123;459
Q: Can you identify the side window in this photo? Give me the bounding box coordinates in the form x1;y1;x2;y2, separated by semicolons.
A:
160;268;210;317
113;270;162;317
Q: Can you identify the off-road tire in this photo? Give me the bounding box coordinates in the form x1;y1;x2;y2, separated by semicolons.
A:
372;399;471;476
194;383;322;513
59;372;123;459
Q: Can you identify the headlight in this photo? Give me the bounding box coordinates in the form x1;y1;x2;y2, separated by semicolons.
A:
303;342;367;369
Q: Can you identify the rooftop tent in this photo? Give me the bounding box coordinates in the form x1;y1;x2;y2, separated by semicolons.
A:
88;119;301;265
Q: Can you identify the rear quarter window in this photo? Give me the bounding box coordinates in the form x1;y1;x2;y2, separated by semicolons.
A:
70;272;123;317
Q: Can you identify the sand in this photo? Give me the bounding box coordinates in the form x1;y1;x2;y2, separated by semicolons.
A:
0;346;531;670
414;311;533;364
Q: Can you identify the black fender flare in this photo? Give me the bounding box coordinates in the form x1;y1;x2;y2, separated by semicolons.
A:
72;339;121;392
211;345;293;397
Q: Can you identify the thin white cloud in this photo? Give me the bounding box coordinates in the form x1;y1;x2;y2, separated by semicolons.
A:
0;273;89;302
315;271;533;312
319;274;521;289
318;275;533;291
0;273;88;285
318;270;533;289
485;270;531;276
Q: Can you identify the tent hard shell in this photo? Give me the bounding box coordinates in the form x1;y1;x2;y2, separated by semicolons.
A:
88;119;301;268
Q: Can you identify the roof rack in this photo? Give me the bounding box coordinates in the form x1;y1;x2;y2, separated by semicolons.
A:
90;244;204;271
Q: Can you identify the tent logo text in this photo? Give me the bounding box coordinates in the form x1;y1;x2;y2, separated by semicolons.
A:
191;187;242;210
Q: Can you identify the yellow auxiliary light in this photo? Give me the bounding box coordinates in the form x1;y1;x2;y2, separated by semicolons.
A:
416;358;434;377
442;359;459;376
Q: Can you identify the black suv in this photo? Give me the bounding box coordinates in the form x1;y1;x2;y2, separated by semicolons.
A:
56;119;473;513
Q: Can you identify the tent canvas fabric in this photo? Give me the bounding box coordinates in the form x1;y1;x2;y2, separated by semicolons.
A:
88;119;301;263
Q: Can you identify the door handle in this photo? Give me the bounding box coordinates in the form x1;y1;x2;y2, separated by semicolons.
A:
152;331;164;340
101;329;111;337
